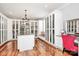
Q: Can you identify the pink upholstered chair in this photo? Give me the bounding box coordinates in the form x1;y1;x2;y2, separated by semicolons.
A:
62;34;78;55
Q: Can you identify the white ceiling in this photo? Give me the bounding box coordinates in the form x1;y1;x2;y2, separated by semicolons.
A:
0;3;66;19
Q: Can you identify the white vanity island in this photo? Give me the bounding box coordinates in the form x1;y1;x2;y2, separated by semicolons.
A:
17;35;35;51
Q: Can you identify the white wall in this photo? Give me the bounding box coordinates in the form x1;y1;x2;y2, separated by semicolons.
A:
60;3;79;21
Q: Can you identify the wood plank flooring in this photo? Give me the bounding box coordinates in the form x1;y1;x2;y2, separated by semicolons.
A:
0;40;19;56
17;48;71;56
18;49;39;56
0;39;71;56
18;38;71;56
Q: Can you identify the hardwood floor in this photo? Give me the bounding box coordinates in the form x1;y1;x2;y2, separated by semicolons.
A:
18;48;71;56
0;39;71;56
0;40;19;56
18;49;39;56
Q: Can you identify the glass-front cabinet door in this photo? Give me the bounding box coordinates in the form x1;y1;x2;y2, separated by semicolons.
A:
67;21;69;33
12;21;15;39
45;14;55;44
25;21;30;35
76;20;79;33
66;19;79;34
45;17;49;41
50;14;55;44
30;22;34;34
51;14;55;44
3;18;7;42
35;22;38;36
30;21;38;36
0;16;1;44
12;20;38;39
0;16;7;44
20;21;24;35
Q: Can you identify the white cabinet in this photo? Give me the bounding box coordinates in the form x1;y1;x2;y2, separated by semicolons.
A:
45;10;63;49
76;20;79;33
45;14;55;44
66;19;79;34
12;20;20;39
30;21;38;36
12;20;38;39
0;14;8;44
20;21;30;35
55;36;63;50
17;35;35;51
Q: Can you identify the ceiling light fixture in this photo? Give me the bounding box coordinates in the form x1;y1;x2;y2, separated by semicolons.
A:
22;9;29;21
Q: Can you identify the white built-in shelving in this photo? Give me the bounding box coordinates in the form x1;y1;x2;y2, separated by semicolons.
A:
12;20;38;39
66;19;79;34
0;14;7;44
45;14;55;44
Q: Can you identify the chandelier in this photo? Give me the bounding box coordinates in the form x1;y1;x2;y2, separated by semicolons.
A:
22;9;29;20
